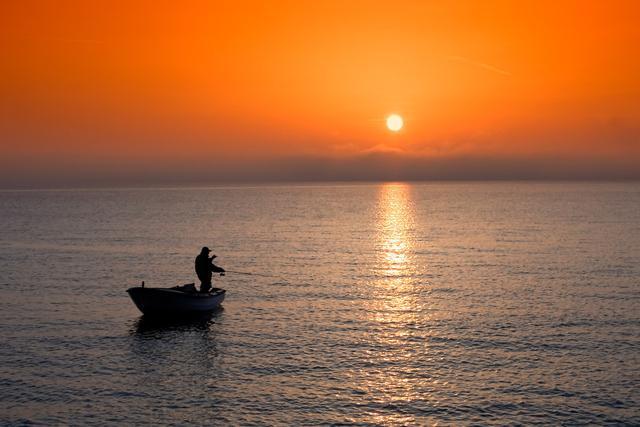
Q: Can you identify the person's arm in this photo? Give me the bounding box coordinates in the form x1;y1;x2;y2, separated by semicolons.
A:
209;256;225;273
210;264;225;273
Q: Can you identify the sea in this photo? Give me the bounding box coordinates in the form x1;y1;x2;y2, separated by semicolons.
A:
1;182;639;425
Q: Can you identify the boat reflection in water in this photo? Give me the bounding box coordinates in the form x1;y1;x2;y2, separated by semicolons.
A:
128;309;223;395
131;308;223;336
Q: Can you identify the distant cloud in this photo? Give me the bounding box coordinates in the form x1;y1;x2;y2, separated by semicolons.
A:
361;144;406;154
448;56;512;76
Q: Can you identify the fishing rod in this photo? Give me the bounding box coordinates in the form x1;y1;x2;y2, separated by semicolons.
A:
225;270;289;281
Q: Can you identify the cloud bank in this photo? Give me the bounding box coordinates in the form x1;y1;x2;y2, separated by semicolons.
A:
1;152;638;189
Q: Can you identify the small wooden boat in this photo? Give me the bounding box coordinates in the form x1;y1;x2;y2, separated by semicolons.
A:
127;283;225;316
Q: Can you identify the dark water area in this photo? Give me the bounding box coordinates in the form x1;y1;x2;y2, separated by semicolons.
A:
1;182;639;425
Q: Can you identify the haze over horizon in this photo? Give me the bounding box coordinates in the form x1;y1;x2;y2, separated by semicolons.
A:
2;1;639;188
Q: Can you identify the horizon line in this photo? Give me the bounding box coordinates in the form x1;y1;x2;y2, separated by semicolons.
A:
2;177;639;192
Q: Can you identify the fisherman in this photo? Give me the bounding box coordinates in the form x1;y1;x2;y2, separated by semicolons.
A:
195;247;225;293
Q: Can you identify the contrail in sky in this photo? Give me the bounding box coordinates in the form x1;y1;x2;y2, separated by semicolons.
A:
54;37;104;44
448;56;512;76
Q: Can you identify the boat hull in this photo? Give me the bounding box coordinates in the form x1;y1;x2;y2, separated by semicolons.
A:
127;287;225;315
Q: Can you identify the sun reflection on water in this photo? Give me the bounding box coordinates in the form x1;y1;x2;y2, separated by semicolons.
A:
352;183;440;420
378;183;415;277
372;182;422;322
378;184;413;275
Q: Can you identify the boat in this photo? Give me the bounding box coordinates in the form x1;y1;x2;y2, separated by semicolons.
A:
127;283;225;316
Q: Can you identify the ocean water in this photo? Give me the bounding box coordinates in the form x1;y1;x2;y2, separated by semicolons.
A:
1;182;639;425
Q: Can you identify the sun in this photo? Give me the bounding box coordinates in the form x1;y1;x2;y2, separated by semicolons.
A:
386;114;404;132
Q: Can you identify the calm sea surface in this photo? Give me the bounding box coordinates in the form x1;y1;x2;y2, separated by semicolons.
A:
1;182;639;425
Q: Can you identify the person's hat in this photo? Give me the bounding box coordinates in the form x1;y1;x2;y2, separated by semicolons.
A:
201;246;211;253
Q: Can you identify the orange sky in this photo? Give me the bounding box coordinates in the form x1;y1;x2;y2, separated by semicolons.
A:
1;0;639;186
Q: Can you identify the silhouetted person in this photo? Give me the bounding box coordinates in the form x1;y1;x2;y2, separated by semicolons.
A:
195;247;225;293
